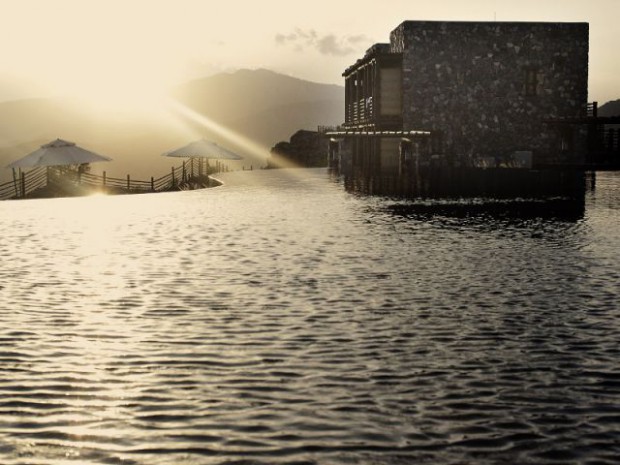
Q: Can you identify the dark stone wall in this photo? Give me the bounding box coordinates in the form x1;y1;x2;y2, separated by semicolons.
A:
390;21;589;161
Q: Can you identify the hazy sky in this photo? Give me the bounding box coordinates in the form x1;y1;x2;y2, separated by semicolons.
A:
0;0;618;104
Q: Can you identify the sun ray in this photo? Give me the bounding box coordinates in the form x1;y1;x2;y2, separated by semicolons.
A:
164;99;311;171
164;99;270;163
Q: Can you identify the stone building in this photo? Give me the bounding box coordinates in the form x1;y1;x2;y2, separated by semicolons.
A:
332;20;589;169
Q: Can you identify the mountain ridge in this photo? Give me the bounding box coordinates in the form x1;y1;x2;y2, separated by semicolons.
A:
598;99;620;117
0;69;345;181
172;68;343;125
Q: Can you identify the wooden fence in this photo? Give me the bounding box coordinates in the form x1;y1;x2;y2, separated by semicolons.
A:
0;166;48;200
0;158;230;201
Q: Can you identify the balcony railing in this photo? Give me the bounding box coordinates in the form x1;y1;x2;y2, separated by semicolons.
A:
347;97;374;125
587;102;598;118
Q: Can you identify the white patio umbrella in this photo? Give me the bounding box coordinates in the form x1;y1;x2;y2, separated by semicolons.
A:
6;138;112;168
162;139;243;160
163;139;242;183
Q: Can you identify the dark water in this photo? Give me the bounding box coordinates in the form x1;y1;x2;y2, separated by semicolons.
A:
0;168;619;465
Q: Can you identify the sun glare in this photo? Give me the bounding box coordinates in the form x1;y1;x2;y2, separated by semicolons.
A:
60;78;172;119
37;47;183;120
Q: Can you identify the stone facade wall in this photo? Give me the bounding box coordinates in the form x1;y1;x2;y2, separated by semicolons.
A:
390;21;589;161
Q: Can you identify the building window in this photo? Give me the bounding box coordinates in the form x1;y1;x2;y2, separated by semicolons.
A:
525;68;539;96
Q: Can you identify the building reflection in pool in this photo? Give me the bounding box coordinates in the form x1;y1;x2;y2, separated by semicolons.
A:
332;164;590;223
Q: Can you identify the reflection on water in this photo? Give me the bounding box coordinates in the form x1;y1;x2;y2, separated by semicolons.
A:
341;165;589;200
0;168;619;465
384;198;586;225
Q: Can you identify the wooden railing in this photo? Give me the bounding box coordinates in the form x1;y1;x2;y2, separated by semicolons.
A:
587;101;598;118
0;158;231;201
347;97;374;125
317;124;346;134
0;166;48;200
0;178;15;200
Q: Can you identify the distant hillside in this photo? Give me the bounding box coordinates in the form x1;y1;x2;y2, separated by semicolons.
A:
173;68;344;146
598;99;620;117
227;99;344;146
0;69;345;182
173;69;342;123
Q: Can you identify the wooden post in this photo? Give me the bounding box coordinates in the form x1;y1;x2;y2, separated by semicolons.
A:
191;158;194;179
343;79;347;124
12;168;18;197
20;171;25;198
127;174;130;190
103;171;107;187
151;176;155;191
593;101;598;118
171;167;176;188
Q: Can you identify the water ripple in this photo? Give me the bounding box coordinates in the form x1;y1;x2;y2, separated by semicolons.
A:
0;169;619;464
